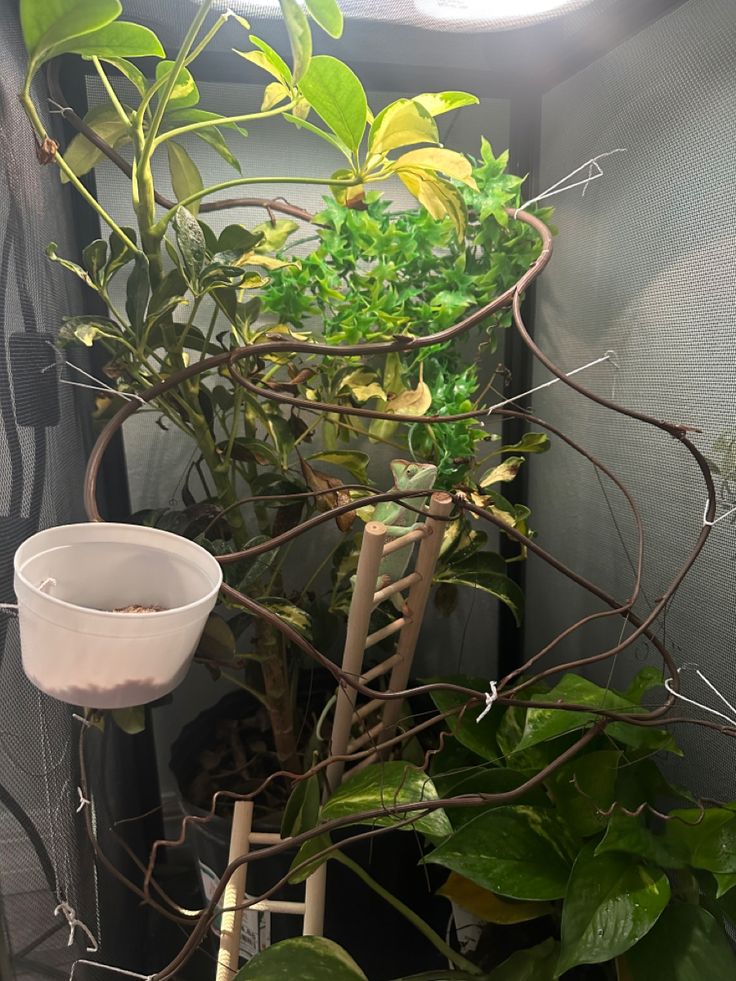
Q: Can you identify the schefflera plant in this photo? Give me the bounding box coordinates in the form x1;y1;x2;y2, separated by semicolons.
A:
18;0;491;770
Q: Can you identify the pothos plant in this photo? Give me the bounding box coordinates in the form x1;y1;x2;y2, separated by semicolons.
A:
19;0;549;778
243;668;736;980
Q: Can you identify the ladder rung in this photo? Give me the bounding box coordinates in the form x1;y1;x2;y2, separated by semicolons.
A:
347;720;384;753
360;652;404;684
248;899;307;915
372;572;421;606
381;526;428;556
364;616;410;649
353;697;384;723
248;831;287;845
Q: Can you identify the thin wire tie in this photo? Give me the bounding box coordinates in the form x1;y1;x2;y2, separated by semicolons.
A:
703;501;736;527
70;960;154;980
43;357;146;405
54;901;99;953
0;576;56;615
664;664;736;728
476;681;498;723
76;787;91;813
487;352;613;415
515;148;627;215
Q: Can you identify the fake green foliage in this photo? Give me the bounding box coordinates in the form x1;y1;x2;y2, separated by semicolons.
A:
272;669;736;979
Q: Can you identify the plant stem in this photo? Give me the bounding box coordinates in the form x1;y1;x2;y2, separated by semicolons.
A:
333;852;482;976
152;101;296;147
255;617;300;771
91;57;130;127
154;175;364;235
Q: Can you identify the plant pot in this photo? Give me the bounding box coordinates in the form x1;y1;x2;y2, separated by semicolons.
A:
171;691;450;979
13;522;222;708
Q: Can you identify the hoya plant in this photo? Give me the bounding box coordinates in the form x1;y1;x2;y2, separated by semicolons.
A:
19;0;549;780
252;669;736;979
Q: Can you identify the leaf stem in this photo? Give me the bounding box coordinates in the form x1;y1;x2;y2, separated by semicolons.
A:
152;101;296;147
333;851;482;975
91;57;129;127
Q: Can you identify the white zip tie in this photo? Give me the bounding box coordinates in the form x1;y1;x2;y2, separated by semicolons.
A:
515;148;627;215
70;960;154;980
54;900;99;953
476;681;498;723
664;664;736;729
703;501;736;527
487;352;615;415
76;787;91;813
0;576;55;615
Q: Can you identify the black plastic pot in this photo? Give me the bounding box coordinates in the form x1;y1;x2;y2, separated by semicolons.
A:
170;690;451;979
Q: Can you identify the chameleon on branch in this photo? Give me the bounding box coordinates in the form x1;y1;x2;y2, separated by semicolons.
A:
358;460;438;600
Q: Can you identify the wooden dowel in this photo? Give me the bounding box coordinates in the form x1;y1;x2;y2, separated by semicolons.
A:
216;800;253;980
303;864;327;936
326;521;386;791
247;899;306;914
360;652;404;684
347;720;384;753
381;526;428;555
353;697;383;722
364;616;409;649
372;571;421;606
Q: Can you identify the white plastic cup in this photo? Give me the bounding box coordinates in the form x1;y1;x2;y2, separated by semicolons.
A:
13;523;223;709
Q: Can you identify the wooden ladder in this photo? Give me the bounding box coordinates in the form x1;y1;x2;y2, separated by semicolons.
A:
216;490;452;976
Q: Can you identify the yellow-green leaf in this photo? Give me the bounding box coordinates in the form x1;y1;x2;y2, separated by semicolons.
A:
368;98;438;156
22;0;119;63
167;141;203;216
261;80;290;110
236;35;292;86
479;456;525;487
393;146;477;189
413;91;479;116
438;871;554;924
299;56;367;152
60;104;131;182
279;0;312;82
305;0;343;38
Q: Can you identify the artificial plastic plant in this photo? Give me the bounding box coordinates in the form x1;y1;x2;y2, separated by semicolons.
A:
19;0;549;778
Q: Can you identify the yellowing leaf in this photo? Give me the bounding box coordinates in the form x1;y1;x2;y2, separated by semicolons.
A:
386;372;432;416
439;872;554;924
340;369;386;402
479;456;524;487
368;98;438;156
393;147;477;189
413;91;479;116
261;80;290;110
397;168;467;238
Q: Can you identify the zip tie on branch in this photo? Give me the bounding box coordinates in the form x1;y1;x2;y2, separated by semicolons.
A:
487;352;615;415
43;355;147;405
515;148;627;215
476;681;498;723
664;664;736;728
54;900;99;953
703;501;736;527
76;787;91;813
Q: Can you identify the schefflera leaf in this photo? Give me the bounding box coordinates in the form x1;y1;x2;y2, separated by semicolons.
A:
234;936;367;981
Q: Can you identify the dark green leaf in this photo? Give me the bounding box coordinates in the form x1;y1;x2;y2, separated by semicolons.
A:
82;239;107;284
299;56;367;152
557;844;670;975
125;254;150;332
624;666;664;704
596;812;689;869
234;936;367;980
547;750;620;838
281;774;320;838
195;613;236;665
105;226;137;281
429;676;502;761
435;552;524;626
147;268;188;323
321;762;452;840
663;805;736;869
57;21;164;60
489;939;558;981
279;0;312;82
23;0;120;63
516;675;638;751
692;813;736;872
426;806;576;901
626;903;736;981
305;0;343;38
434;767;548;829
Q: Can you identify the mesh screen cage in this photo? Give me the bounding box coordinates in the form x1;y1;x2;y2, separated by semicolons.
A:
1;0;736;978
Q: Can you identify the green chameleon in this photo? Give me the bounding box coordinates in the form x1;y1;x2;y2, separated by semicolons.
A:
357;459;438;600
